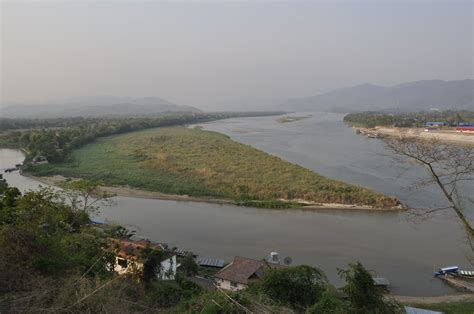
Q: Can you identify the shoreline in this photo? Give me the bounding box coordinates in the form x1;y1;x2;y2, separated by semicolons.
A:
354;126;474;146
23;173;403;211
390;293;474;304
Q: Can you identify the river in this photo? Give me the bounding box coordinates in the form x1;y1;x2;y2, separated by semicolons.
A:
1;112;472;296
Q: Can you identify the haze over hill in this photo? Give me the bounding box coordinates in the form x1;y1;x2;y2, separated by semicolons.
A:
0;96;201;118
281;79;474;113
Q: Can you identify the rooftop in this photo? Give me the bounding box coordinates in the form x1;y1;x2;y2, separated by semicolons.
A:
111;238;175;262
215;256;285;284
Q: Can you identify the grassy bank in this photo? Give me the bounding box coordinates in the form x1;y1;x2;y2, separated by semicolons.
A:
27;127;399;208
409;301;474;314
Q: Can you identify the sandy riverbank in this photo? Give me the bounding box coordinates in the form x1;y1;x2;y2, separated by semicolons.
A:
356;127;474;146
390;293;474;304
24;173;401;211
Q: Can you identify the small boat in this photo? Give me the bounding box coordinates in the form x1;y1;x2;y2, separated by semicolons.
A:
434;266;459;276
458;270;474;278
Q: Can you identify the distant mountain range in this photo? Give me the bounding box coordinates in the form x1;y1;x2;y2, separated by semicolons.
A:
282;79;474;113
2;80;473;118
1;96;201;118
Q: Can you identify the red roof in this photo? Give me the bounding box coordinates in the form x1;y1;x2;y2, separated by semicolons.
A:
111;238;175;261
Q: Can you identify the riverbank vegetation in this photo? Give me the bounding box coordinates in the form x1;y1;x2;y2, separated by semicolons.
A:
0;182;403;313
344;110;474;128
0;112;284;162
276;115;312;123
408;301;474;314
26;127;399;209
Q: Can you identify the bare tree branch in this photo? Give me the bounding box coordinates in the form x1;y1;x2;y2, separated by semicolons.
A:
383;136;474;238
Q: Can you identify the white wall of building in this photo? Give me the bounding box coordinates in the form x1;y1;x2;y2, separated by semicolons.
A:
215;278;247;291
114;255;177;280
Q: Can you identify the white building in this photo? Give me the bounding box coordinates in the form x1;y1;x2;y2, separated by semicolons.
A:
113;239;177;280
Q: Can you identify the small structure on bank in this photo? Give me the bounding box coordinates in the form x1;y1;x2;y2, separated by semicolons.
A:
434;266;474;292
372;277;390;289
214;255;286;291
112;238;177;280
425;121;448;127
31;155;48;166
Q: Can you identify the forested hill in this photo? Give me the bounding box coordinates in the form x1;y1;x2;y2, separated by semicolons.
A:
1;96;200;118
343;110;474;128
0;112;285;162
282;79;474;113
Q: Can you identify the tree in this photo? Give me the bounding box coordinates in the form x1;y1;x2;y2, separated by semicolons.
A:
261;265;328;310
307;288;351;314
59;180;113;215
383;136;474;236
338;262;400;313
141;248;164;285
0;187;112;291
179;253;198;276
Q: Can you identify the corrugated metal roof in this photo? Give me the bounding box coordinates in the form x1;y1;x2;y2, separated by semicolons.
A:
405;306;442;314
372;277;390;286
196;257;225;268
174;248;189;257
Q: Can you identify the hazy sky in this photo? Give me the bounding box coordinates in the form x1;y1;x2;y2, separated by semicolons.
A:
1;0;472;109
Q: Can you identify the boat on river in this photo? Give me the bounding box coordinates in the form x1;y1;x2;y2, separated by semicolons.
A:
433;266;458;276
434;266;474;278
458;270;474;278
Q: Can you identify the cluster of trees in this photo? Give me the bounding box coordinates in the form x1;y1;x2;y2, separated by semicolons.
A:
0;117;91;132
0;112;284;162
0;179;402;313
344;110;474;128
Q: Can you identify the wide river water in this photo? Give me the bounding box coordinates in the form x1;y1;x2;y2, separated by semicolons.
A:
1;112;472;296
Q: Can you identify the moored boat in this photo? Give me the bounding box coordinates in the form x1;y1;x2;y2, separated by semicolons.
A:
458;270;474;278
434;266;459;276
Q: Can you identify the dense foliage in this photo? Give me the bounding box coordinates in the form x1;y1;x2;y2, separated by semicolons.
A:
0;185;113;294
0;112;284;162
0;181;404;312
344;110;474;128
28;127;399;208
261;265;328;309
338;262;400;313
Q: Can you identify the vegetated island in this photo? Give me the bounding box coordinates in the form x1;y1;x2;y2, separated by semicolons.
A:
344;111;474;146
25;126;401;210
276;115;312;124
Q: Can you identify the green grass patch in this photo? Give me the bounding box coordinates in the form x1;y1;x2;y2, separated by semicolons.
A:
408;301;474;314
276;115;312;123
27;127;399;208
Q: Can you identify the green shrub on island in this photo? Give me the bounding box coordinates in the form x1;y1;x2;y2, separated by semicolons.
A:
27;127;399;209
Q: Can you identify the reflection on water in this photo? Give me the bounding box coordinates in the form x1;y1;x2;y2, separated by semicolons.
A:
1;113;472;296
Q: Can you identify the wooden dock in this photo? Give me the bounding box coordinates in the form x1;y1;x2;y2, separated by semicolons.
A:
439;274;474;293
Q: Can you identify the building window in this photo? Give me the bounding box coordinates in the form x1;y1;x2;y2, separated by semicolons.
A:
117;258;128;268
230;281;238;288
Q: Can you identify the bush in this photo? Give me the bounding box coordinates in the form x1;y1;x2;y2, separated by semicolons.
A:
338;262;401;313
261;265;328;310
307;288;351;313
